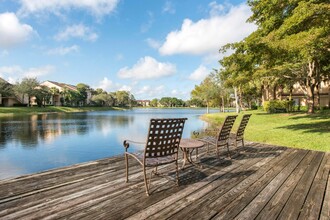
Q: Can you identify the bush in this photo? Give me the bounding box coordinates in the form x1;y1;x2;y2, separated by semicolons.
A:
13;103;28;107
320;106;330;111
251;103;258;110
263;100;295;113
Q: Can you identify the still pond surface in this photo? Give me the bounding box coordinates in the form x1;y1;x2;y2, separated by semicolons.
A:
0;108;217;180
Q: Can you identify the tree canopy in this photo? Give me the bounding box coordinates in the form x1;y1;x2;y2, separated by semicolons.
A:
216;0;330;113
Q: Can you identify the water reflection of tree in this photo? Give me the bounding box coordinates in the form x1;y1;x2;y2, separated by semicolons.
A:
0;115;39;147
0;113;135;148
94;115;133;130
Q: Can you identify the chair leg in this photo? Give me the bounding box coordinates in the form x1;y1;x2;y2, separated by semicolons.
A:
125;154;129;183
143;166;150;196
235;139;239;154
175;160;179;186
216;146;220;159
242;138;245;148
226;143;231;159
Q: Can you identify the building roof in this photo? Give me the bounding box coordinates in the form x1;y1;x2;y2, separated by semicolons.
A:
0;77;10;84
44;80;78;92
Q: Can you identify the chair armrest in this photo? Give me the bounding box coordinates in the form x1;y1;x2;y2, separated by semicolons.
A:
204;128;218;136
193;128;218;138
123;140;145;152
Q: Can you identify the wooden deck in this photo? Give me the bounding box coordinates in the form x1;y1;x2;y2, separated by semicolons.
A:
0;142;329;219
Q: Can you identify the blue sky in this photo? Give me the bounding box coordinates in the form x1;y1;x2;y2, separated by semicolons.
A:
0;0;256;100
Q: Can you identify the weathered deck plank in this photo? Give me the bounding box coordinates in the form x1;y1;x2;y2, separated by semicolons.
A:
320;160;330;220
166;146;294;220
298;152;330;220
255;150;317;219
0;142;329;220
211;149;308;220
277;151;324;220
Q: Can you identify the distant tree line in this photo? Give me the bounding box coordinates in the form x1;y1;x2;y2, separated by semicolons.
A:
149;97;186;107
91;89;136;107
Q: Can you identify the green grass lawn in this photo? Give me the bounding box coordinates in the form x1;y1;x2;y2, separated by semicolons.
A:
202;110;330;152
0;106;124;116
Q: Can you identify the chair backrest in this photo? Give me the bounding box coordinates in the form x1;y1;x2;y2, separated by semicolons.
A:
144;118;187;158
217;115;237;142
236;114;252;140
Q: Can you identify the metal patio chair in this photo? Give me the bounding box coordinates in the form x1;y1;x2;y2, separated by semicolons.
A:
233;114;252;149
197;115;237;159
123;118;187;196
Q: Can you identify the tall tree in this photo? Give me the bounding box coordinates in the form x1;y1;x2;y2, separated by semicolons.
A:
76;83;90;106
14;77;39;107
191;75;219;113
91;93;115;106
33;86;51;107
114;91;132;107
247;0;330;113
49;87;60;106
150;98;159;107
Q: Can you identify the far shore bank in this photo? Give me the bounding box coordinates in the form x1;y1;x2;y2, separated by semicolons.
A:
0;106;127;117
0;106;228;117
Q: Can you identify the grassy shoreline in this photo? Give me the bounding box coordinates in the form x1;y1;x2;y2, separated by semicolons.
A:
201;110;330;152
0;106;126;116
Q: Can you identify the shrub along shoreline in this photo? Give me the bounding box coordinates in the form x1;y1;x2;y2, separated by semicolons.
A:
201;110;330;152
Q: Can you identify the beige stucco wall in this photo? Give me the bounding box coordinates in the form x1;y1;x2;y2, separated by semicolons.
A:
2;98;21;107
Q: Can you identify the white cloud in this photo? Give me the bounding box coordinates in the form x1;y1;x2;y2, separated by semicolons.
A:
189;65;210;81
159;3;256;55
209;1;227;17
0;65;55;81
95;78;136;98
170;89;187;98
171;89;178;95
18;0;119;17
96;77;131;92
118;85;132;91
140;12;154;33
55;24;98;42
0;66;22;75
163;1;175;14
134;85;165;98
0;13;34;49
47;45;79;55
97;77;114;91
117;56;176;80
23;65;55;78
146;38;161;49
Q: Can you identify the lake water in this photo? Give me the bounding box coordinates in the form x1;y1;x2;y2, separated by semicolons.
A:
0;108;217;180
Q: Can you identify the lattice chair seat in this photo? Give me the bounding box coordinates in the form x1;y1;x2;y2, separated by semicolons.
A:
129;152;177;166
123;118;187;196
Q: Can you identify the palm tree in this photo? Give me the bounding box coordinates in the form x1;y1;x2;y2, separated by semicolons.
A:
49;87;60;106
